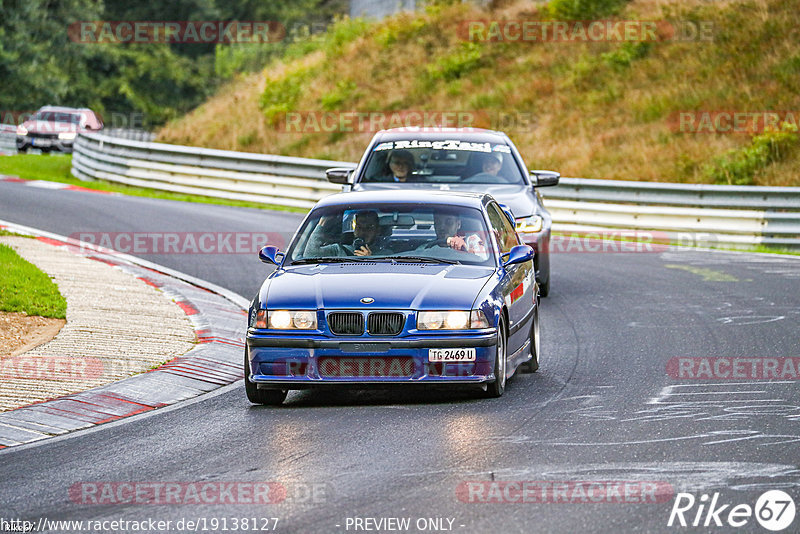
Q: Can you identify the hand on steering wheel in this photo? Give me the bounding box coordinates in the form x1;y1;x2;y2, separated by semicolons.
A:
446;235;467;251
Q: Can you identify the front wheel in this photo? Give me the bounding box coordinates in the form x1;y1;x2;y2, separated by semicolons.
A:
538;277;550;298
244;348;288;405
484;317;507;398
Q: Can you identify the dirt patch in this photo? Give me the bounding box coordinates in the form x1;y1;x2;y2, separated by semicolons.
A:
0;311;65;358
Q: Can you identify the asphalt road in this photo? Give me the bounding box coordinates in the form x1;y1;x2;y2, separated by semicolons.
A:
1;181;799;534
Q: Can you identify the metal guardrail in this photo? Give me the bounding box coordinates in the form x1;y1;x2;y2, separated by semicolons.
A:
71;132;800;249
0;127;17;154
543;177;800;210
72;132;349;208
102;128;157;142
538;181;800;249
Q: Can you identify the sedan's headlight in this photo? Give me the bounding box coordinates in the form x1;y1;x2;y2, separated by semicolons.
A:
418;310;489;330
16;125;27;136
516;215;543;233
267;310;317;330
58;132;77;140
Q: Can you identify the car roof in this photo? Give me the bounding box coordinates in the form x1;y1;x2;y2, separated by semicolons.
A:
373;127;510;144
315;190;493;210
36;106;95;114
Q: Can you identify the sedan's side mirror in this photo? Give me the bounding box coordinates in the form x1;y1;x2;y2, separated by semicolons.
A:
326;167;354;185
530;170;560;187
501;245;534;267
259;245;284;266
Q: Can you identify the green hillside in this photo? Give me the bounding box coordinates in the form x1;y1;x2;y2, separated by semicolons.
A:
157;0;800;186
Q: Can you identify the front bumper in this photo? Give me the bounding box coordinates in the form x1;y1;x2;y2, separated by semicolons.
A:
246;330;498;387
16;135;74;153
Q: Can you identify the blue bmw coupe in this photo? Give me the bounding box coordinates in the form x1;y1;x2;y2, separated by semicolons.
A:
245;190;541;405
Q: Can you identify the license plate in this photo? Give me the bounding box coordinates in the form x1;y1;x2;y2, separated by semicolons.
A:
32;138;51;147
428;348;476;362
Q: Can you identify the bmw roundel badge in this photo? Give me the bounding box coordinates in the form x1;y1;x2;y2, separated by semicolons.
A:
360;297;375;304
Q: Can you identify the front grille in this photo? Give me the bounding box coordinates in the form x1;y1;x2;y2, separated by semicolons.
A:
367;312;404;336
328;312;364;335
318;357;416;377
28;132;58;139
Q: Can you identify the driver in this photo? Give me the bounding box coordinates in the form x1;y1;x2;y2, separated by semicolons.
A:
418;212;485;255
468;152;504;181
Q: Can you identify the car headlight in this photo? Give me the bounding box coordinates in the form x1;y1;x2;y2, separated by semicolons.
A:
266;310;317;330
516;215;543;233
16;125;27;136
417;310;489;330
58;132;77;140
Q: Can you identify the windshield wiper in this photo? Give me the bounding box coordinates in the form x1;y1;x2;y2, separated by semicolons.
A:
291;257;374;265
379;255;459;265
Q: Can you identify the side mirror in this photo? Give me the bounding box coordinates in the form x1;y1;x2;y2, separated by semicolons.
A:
326;167;354;185
259;245;284;266
530;170;560;187
502;245;534;267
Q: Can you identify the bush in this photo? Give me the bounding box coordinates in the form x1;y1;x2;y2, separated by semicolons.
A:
320;79;359;110
547;0;629;20
703;123;799;185
426;42;484;82
260;65;315;124
601;42;653;70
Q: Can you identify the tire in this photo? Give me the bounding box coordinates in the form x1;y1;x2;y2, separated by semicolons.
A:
521;305;540;373
484;316;507;398
244;348;287;405
539;276;550;298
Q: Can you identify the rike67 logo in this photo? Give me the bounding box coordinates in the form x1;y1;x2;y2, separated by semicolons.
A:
668;490;796;531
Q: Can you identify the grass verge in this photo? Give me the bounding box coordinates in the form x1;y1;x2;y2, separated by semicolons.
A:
0;229;32;238
0;154;306;213
0;244;67;319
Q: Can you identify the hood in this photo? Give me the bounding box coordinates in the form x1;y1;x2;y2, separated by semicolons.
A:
260;263;495;311
353;182;537;219
22;120;81;135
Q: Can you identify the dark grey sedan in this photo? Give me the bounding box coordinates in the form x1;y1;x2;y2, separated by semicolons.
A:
326;128;560;296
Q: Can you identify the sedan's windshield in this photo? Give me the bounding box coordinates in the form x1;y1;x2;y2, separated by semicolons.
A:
32;112;83;125
288;203;496;266
360;139;525;185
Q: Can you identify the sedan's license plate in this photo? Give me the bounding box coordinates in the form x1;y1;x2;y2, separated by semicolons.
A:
32;138;51;147
428;348;476;362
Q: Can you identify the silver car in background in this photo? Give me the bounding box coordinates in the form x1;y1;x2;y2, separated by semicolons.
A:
327;128;560;296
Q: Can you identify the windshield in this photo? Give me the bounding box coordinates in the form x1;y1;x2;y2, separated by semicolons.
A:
288;203;496;266
32;111;83;124
360;139;525;185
